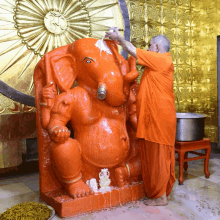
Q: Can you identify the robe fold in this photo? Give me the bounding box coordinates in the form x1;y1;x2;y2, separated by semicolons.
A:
139;140;176;199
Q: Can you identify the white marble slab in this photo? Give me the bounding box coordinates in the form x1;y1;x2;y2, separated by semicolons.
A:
0;182;33;199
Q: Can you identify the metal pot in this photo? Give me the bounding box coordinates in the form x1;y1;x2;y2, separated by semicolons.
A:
175;113;206;142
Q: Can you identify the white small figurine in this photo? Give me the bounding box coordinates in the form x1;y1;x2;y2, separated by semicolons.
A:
86;178;98;192
99;168;111;193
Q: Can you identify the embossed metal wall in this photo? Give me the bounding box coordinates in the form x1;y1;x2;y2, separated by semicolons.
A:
217;36;220;148
0;0;218;143
191;0;218;143
125;0;218;143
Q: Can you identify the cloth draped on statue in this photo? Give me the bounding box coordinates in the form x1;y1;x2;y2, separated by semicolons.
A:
136;48;176;199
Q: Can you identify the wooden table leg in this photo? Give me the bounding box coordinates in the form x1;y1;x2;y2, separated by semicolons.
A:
184;152;188;171
204;145;211;178
178;150;185;185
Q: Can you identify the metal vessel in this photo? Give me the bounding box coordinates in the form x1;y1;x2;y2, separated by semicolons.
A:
176;113;206;142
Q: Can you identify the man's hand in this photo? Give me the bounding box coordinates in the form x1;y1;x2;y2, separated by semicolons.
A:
105;27;137;59
105;29;122;44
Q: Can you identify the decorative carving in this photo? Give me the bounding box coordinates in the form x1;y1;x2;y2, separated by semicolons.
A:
99;168;111;193
44;11;67;34
86;178;98;192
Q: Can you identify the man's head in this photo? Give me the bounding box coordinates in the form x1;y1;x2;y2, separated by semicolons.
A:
147;35;170;53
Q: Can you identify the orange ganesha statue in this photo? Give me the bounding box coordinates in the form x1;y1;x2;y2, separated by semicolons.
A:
34;38;142;199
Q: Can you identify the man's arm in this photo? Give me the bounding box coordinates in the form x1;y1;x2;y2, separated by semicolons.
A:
105;29;137;59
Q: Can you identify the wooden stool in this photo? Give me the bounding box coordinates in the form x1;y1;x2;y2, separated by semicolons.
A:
175;138;211;185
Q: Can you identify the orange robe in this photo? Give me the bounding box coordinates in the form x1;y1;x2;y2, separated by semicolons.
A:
136;48;176;199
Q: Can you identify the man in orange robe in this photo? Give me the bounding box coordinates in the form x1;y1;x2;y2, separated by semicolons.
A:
105;30;176;206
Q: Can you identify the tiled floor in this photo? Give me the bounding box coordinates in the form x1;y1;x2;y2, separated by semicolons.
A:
1;152;220;220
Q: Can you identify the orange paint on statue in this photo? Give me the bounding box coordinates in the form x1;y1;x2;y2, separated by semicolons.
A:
34;38;145;217
136;48;176;199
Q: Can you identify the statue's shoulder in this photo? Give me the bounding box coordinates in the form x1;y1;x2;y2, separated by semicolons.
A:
69;86;89;95
54;90;74;104
54;87;93;108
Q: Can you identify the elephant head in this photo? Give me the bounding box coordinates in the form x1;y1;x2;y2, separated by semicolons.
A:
49;38;138;106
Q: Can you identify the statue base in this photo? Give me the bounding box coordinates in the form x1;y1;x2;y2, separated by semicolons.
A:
40;182;145;218
99;186;112;193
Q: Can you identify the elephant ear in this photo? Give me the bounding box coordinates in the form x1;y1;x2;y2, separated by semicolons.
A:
50;54;76;92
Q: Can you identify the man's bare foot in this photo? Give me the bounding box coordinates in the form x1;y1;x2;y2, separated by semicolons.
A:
167;195;171;200
144;193;168;206
114;166;129;187
65;179;93;198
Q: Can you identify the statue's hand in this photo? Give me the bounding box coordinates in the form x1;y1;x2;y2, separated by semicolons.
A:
128;56;137;72
48;125;71;143
41;82;56;104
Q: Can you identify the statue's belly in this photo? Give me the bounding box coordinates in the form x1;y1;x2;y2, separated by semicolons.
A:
76;119;129;167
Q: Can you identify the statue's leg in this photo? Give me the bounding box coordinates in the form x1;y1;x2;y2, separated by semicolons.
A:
50;138;92;198
115;156;142;187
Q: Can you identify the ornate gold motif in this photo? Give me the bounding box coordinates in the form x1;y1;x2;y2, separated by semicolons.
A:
0;0;123;114
12;0;120;58
44;11;67;34
126;0;218;142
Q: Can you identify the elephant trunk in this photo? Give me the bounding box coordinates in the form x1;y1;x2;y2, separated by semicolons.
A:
97;69;138;106
123;70;139;97
97;82;106;100
98;78;127;106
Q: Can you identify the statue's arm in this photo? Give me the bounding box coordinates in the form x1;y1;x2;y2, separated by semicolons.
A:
41;105;53;130
127;83;138;131
46;92;73;143
40;82;57;129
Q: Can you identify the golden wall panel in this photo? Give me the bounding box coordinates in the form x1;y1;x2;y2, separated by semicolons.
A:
127;0;218;142
125;0;146;82
190;0;218;142
162;6;176;26
0;0;218;142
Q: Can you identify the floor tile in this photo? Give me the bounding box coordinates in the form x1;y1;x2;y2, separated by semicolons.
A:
175;157;220;183
62;201;183;220
0;182;33;199
1;152;220;220
210;158;220;166
174;171;213;188
203;182;220;192
0;175;21;186
170;186;220;219
199;174;220;184
17;172;39;192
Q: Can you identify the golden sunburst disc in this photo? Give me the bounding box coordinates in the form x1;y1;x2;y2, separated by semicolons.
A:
0;0;124;113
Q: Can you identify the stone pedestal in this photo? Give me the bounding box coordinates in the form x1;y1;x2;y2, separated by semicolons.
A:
40;182;145;218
